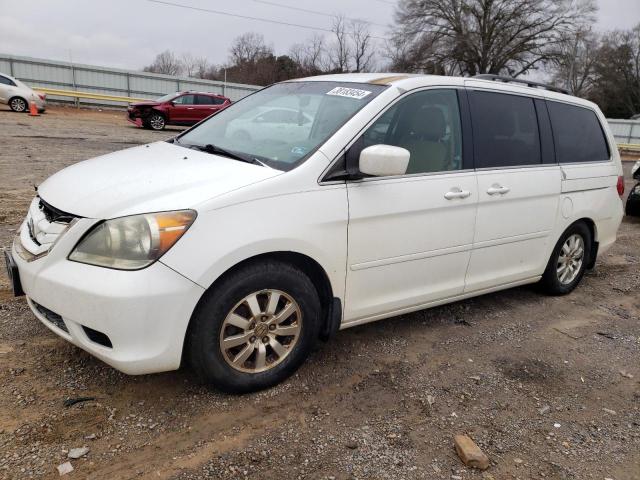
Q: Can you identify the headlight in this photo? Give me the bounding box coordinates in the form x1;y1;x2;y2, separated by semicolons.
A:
69;210;196;270
632;161;640;176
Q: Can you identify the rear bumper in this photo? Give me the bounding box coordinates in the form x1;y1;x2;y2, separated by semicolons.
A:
12;232;205;374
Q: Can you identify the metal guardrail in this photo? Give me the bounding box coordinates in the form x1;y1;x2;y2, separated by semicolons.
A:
0;53;261;105
34;87;148;105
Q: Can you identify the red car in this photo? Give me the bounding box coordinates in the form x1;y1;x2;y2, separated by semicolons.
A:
127;91;231;130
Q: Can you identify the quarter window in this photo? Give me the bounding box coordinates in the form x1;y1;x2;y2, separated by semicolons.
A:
469;91;541;168
361;89;463;174
547;101;610;163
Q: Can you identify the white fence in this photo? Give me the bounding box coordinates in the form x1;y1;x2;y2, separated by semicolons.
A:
607;119;640;146
0;54;261;106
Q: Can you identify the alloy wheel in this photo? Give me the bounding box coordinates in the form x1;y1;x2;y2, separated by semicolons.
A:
219;289;302;373
10;98;27;112
556;234;585;285
149;115;165;130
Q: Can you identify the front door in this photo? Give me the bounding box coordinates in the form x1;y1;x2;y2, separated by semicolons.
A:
344;89;478;324
464;87;561;292
170;94;198;123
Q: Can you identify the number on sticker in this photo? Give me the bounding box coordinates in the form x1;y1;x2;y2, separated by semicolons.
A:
326;87;372;99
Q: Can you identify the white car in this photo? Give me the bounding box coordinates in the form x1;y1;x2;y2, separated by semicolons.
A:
6;74;624;392
0;72;46;113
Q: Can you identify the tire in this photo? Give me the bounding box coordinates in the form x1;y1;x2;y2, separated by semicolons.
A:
9;97;28;113
187;260;321;393
539;222;592;295
147;113;166;130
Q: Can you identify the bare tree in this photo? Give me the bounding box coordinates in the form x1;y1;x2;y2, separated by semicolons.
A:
349;21;375;72
390;0;597;77
550;28;600;96
180;53;196;77
229;32;272;65
328;15;351;72
590;24;640;118
143;50;182;76
192;57;211;79
290;34;326;75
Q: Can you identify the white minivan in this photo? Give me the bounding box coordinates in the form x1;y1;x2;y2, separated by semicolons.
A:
5;73;625;392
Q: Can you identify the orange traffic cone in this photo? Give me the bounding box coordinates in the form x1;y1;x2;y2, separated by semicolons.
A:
29;101;39;116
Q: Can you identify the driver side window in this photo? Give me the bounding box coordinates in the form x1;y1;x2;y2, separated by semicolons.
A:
362;89;463;174
173;95;196;105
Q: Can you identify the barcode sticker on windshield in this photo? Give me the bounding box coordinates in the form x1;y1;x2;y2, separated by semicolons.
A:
326;87;372;99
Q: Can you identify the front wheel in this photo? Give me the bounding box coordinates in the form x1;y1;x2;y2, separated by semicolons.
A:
540;222;591;295
9;97;28;112
187;260;321;393
146;113;166;130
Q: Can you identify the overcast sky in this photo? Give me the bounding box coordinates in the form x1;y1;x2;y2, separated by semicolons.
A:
1;0;639;72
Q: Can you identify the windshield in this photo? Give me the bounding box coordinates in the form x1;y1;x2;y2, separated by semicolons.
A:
156;93;178;102
176;81;387;171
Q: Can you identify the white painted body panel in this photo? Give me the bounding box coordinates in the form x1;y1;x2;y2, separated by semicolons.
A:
465;166;561;291
12;73;624;375
344;172;477;322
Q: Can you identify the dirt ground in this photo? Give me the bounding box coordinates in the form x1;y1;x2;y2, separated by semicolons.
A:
0;105;639;480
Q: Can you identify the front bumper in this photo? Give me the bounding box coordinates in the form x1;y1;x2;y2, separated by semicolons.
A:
127;110;143;127
11;218;205;375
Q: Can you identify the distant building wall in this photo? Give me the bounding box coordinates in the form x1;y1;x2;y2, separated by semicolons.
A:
0;54;261;106
607;119;640;145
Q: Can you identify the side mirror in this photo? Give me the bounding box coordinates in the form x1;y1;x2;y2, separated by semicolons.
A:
359;144;410;177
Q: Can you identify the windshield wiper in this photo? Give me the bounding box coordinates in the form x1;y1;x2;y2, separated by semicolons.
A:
187;143;268;167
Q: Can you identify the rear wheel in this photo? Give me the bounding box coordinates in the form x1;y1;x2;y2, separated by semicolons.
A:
147;113;166;130
540;222;591;295
187;260;321;393
9;97;27;112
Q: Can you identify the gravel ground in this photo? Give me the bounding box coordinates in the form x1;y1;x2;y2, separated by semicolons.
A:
0;105;639;480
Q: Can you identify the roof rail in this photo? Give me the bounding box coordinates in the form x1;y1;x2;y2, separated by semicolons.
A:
473;74;570;95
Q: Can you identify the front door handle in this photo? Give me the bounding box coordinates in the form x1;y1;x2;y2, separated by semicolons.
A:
487;185;510;195
444;189;471;200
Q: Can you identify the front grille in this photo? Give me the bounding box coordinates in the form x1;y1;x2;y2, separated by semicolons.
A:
33;301;68;333
17;197;79;260
38;198;76;224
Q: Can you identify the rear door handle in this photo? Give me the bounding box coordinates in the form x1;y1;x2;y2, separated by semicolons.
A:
444;189;471;200
487;185;510;195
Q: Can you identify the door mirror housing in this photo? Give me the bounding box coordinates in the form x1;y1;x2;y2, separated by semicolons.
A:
359;144;410;177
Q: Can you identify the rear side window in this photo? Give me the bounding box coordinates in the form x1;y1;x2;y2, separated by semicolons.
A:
547;101;610;163
196;95;213;105
0;75;16;86
469;91;541;168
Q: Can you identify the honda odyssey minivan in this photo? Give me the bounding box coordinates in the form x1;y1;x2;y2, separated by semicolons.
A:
5;73;624;392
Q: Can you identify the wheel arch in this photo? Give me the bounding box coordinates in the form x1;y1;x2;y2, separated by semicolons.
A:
181;251;339;366
9;95;28;110
565;217;598;269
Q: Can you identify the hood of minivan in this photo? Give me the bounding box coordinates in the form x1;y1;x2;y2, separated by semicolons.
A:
37;141;282;219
